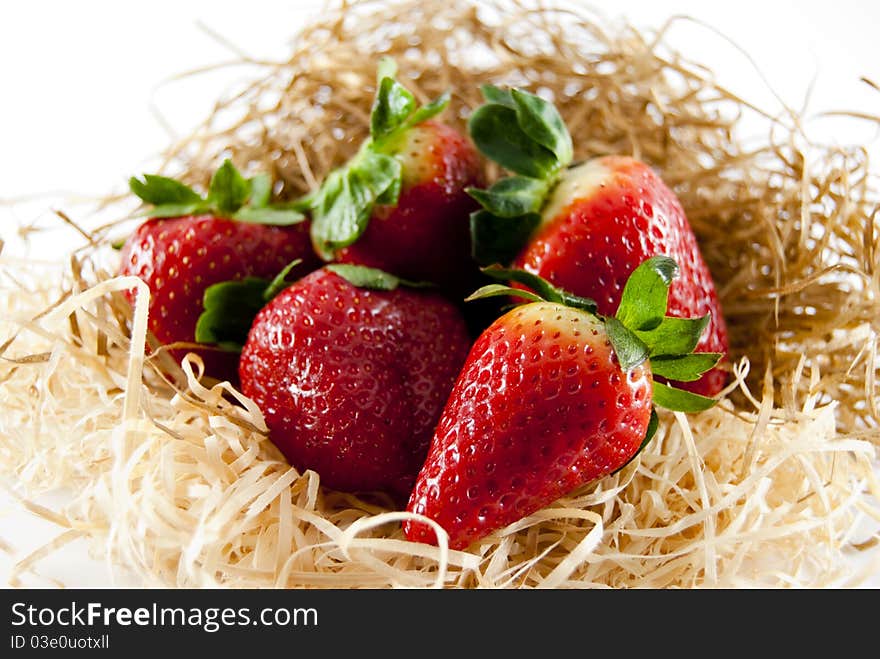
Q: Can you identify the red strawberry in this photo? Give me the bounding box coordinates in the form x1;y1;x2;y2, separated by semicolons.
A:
119;160;320;381
514;156;728;395
335;120;483;293
404;258;721;550
467;87;728;395
306;59;484;295
238;264;472;496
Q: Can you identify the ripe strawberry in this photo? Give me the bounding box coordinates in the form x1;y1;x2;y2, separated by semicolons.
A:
237;264;472;496
514;156;728;395
304;58;484;295
119;160;320;380
404;258;721;550
467;87;728;395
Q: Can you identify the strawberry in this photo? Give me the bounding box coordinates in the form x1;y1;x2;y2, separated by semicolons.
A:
466;87;729;395
404;257;721;550
303;58;484;296
118;160;320;381
237;264;472;496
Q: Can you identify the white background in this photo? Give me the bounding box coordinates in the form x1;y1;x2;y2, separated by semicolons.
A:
1;0;879;587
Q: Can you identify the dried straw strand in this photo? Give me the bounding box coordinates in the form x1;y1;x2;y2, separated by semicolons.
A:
1;0;878;588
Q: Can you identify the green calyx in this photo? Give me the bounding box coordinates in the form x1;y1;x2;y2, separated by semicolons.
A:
129;159;305;226
466;255;721;417
465;264;597;313
325;263;432;291
194;259;305;351
467;85;573;265
194;263;431;351
303;58;451;261
469;86;572;179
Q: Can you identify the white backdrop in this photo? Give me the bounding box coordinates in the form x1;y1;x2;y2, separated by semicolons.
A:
1;0;879;587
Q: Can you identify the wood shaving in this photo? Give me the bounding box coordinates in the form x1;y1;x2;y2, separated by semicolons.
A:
1;0;878;588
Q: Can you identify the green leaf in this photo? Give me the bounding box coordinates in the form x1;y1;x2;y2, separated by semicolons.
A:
371;58;449;141
309;151;402;259
405;90;451;128
510;88;573;167
142;202;207;218
635;315;710;357
480;84;516;108
326;264;429;291
263;259;304;301
470;87;572;177
130;161;303;228
464;283;546;304
371;76;417;142
605;316;650;371
652;381;717;412
616;255;679;332
285;193;315;213
312;175;368;256
375;175;402;206
195;277;271;349
467;176;548;218
207;159;251;215
556;291;599;314
301;60;451;257
468;104;560;179
470;209;540;266
350;151;402;210
129;174;202;206
232;206;306;226
194;259;309;349
650;353;722;382
482;264;564;304
249;173;272;208
481;265;597;313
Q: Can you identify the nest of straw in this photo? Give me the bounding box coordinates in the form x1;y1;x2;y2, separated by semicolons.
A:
1;0;879;587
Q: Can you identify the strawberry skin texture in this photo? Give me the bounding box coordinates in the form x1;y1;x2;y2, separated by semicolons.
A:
238;267;472;496
336;121;484;294
118;214;319;379
404;301;653;550
514;155;728;395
